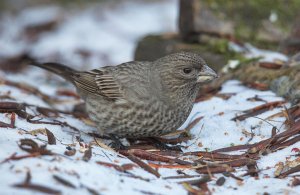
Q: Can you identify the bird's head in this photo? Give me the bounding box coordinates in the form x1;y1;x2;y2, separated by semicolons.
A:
153;52;218;104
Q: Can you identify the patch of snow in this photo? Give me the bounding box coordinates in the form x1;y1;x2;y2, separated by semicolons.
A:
269;11;278;23
1;76;298;194
18;6;62;27
222;59;240;73
244;43;288;62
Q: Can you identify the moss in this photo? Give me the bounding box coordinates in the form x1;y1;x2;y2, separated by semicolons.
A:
205;0;300;30
135;34;263;71
233;63;298;86
201;0;300;49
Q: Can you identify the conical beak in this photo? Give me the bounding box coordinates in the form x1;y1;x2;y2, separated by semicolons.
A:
197;65;218;83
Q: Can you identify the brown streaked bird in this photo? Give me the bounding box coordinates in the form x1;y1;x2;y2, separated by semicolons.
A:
30;52;217;138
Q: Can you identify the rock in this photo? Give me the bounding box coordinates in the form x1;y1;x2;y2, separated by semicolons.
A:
179;0;233;41
134;34;227;71
257;20;286;43
178;0;295;50
281;14;300;55
288;52;300;66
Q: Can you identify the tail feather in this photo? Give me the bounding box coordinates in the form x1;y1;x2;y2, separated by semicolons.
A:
30;62;77;82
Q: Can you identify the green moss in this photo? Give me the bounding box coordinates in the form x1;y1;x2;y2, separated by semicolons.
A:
234;63;297;85
205;0;300;30
202;0;300;48
210;39;229;54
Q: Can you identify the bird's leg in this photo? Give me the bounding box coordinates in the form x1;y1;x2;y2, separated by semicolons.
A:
108;134;128;150
148;137;182;151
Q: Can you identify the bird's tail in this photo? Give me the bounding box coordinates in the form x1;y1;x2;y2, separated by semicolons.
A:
29;62;77;82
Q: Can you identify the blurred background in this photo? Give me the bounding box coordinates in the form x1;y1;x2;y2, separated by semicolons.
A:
0;0;177;71
0;0;300;72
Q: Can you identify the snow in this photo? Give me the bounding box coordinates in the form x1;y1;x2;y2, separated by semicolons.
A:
228;43;288;63
181;80;287;152
224;42;288;72
244;43;288;62
0;1;299;195
1;78;297;195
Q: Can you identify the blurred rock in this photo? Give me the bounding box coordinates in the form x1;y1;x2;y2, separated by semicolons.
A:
232;61;300;104
280;14;300;55
178;0;296;50
257;20;286;43
287;51;300;67
271;75;300;104
134;34;226;71
179;0;233;41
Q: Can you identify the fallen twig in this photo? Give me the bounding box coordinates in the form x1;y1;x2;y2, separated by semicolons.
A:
127;153;160;178
13;171;61;195
18;139;53;155
279;164;300;178
53;175;76;189
232;101;286;121
258;62;283;69
1;79;61;106
1;152;41;164
46;129;56;145
120;149;175;163
82;146;92;162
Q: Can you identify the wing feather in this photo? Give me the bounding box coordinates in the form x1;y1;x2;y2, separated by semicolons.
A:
71;68;124;100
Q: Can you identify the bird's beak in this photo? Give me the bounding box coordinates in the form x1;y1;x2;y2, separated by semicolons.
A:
197;65;218;83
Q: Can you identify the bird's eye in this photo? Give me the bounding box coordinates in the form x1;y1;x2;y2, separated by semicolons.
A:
183;68;192;74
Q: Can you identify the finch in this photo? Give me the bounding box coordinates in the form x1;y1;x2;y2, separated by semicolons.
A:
30;52;217;138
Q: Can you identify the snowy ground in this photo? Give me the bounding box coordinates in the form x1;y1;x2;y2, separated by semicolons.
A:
1;78;299;195
0;1;300;195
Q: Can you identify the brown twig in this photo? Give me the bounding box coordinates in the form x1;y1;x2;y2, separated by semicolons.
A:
1;79;61;106
46;129;56;145
96;161;137;172
120;149;174;163
18;139;53;155
82;146;92;162
1;152;41;164
243;82;269;91
232;101;286;121
148;163;192;169
53;175;76;189
127;153;160;178
258;62;283;69
13;171;61;195
278;164;300;178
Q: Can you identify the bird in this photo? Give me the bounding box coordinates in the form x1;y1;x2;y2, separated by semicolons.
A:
30;52;217;138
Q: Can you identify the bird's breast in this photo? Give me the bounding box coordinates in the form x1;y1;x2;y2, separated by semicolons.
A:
85;94;193;137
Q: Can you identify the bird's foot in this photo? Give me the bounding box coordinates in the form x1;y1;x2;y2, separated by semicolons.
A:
149;137;183;151
108;134;128;150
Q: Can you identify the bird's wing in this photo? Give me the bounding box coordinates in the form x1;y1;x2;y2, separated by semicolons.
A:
72;68;124;100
